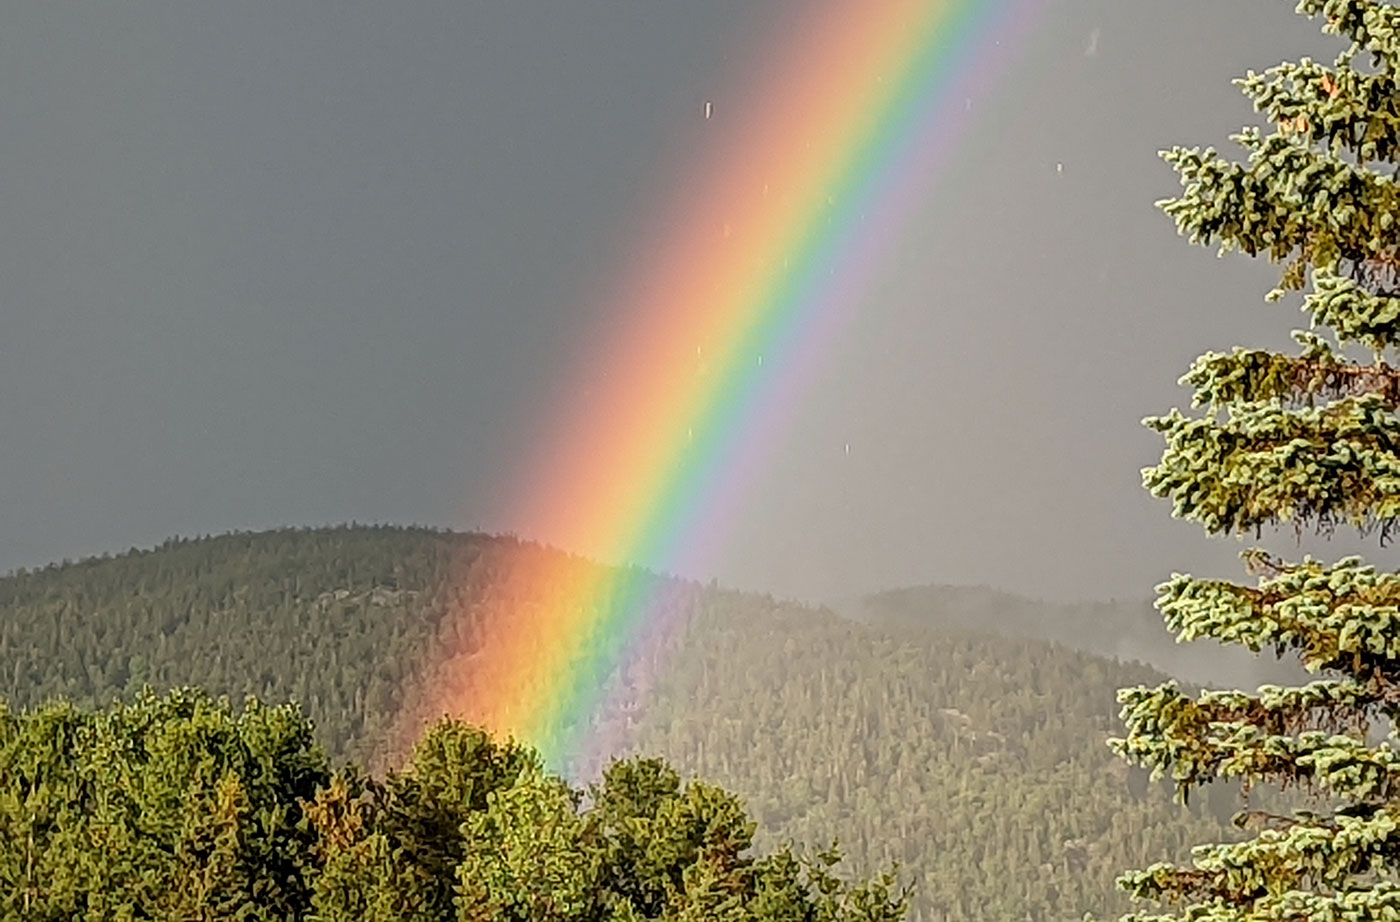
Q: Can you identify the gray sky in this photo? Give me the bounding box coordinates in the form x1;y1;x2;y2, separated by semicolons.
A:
0;0;1362;603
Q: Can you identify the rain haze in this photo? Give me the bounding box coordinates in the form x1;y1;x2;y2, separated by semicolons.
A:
0;0;1341;605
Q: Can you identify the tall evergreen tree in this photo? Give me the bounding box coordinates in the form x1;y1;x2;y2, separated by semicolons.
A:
1114;2;1400;920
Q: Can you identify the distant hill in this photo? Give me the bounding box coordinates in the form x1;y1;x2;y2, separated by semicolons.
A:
843;583;1305;690
0;526;1247;922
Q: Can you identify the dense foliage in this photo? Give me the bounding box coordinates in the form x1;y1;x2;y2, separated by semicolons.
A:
625;595;1239;922
1;525;1245;920
0;690;906;921
1114;3;1400;921
0;690;326;918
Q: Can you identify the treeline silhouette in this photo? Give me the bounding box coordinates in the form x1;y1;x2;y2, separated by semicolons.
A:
0;526;1250;920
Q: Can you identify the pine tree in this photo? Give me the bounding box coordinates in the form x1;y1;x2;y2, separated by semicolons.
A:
1113;2;1400;921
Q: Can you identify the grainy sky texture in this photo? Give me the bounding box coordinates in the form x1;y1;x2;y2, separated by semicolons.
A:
0;1;1356;603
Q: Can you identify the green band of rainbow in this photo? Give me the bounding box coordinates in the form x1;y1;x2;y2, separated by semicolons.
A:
439;0;1046;771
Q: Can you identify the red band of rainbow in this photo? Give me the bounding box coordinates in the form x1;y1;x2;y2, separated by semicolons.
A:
440;0;1046;771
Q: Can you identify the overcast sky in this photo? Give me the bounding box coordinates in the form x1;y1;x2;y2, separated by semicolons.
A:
0;0;1365;604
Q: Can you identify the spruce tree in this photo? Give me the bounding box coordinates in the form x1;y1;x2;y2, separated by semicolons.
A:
1113;2;1400;921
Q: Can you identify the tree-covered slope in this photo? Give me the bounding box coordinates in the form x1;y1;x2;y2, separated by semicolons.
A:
625;596;1238;922
0;526;487;768
0;526;1242;921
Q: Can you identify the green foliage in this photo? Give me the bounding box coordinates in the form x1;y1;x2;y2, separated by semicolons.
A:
1144;394;1400;538
0;525;480;769
1154;552;1400;672
1119;2;1400;921
1158;130;1395;282
626;597;1236;922
1158;1;1400;302
0;689;329;920
586;758;754;916
308;722;538;921
1301;270;1400;353
0;525;1246;921
0;690;906;921
1179;332;1387;409
456;769;602;922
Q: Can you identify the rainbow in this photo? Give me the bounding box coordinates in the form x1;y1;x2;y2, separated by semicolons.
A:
442;0;1046;771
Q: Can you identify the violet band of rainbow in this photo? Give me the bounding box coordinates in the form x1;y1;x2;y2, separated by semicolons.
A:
443;0;1049;771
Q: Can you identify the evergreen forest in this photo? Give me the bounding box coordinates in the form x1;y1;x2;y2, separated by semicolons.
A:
0;525;1246;921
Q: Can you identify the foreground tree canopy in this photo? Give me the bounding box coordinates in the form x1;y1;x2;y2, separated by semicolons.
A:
1116;2;1400;921
0;690;906;921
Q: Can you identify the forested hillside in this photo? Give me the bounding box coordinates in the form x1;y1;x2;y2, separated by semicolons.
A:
0;526;1250;921
624;600;1240;921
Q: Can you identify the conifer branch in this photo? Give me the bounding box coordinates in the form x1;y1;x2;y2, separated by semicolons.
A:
1143;395;1400;541
1185;344;1400;409
1156;562;1400;680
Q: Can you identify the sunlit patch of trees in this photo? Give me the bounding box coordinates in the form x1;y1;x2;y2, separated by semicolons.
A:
0;689;906;920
